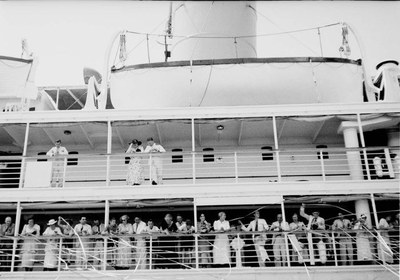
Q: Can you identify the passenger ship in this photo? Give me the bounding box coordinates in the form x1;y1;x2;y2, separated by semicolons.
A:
0;2;399;280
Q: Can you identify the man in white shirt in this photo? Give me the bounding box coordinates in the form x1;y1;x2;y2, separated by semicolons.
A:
144;137;166;185
46;139;68;187
300;204;327;265
332;212;353;265
143;220;160;269
71;216;92;268
133;217;147;269
270;214;289;267
240;211;269;267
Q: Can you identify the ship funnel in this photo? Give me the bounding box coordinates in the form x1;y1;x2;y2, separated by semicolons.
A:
170;1;257;61
372;60;400;102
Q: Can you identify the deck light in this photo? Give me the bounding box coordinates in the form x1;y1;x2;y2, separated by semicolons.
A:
216;125;224;131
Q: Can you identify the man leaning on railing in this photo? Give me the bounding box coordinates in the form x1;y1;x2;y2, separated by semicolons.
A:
0;216;15;271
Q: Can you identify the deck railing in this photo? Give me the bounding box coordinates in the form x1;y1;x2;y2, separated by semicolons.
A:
0;146;398;188
1;229;398;272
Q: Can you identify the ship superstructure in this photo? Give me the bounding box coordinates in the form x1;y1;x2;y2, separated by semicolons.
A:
0;2;399;280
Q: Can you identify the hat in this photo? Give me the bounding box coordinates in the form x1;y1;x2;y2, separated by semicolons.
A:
47;219;57;225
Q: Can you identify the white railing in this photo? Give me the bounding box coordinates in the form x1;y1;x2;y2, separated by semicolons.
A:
2;228;398;272
0;146;398;188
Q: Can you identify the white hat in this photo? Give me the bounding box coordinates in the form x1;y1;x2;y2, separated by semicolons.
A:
47;219;57;225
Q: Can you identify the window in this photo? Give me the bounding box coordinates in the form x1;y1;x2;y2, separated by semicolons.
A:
316;145;329;160
37;152;47;162
261;146;274;161
203;148;214;162
171;149;183;163
67;151;79;166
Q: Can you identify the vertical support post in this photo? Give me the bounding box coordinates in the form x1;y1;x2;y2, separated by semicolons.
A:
191;118;196;185
19;122;30;188
62;157;67;187
319;150;326;181
103;200;110;270
357;113;371;180
149;235;153;270
369;193;379;228
280;199;290;267
331;232;338;266
58;237;63;271
11;201;21;272
193;198;199;269
106;121;112;186
56;87;60;109
149;154;153;184
236;232;242;267
234;152;238;183
272;116;281;182
191;118;195;152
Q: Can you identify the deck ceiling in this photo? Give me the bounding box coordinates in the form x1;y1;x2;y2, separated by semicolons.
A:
0;117;346;154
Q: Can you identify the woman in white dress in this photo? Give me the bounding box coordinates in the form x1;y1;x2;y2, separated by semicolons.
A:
126;139;144;186
43;219;63;271
353;214;373;262
377;215;393;264
20;218;40;271
116;215;133;269
213;212;231;267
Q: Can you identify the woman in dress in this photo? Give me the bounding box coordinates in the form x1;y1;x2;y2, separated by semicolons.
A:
20;218;40;271
116;215;133;269
213;212;231;267
126;139;144;186
197;213;212;268
353;214;373;263
377;215;393;264
43;219;63;271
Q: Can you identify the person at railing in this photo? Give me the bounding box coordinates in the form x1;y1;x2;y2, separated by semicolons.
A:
377;215;394;264
57;217;74;266
143;219;160;270
230;224;245;268
115;215;133;270
270;213;289;267
46;139;68;187
159;213;179;269
180;219;196;268
144;137;166;185
332;212;354;266
0;216;15;271
72;216;92;269
197;213;212;268
43;219;63;271
133;216;147;269
91;219;105;269
125;139;144;186
102;217;118;266
212;212;231;268
175;214;186;264
20;218;40;271
289;213;307;265
353;214;373;264
239;210;269;267
300;204;327;265
393;213;400;264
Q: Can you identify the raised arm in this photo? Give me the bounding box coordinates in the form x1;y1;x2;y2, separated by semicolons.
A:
299;204;310;221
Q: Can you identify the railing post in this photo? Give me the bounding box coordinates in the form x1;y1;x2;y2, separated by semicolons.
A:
319;150;326;181
276;150;282;182
102;237;107;270
106;155;111;186
58;237;63;271
18;157;25;189
10;236;17;271
194;234;199;269
331;232;338;266
362;148;371;180
192;153;196;184
149;235;153;270
234;152;238;183
307;232;315;265
11;201;21;272
284;233;291;267
149;154;152;184
384;148;395;178
62;156;67;187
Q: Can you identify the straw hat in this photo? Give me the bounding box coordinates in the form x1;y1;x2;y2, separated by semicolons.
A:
47;219;57;225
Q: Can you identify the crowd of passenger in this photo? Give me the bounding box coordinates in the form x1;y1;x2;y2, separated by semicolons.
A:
0;206;399;272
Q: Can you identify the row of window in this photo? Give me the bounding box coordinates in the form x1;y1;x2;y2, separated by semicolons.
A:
36;146;330;165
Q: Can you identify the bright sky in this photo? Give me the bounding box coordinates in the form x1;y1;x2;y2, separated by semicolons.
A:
0;1;399;86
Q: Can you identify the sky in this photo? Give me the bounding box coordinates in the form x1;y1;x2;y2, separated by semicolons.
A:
0;1;399;87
